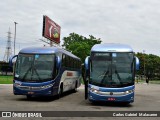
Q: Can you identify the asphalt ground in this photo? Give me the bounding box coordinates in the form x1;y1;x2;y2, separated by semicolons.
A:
0;83;160;120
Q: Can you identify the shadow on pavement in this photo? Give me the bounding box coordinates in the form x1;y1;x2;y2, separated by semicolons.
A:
81;100;133;108
14;90;77;102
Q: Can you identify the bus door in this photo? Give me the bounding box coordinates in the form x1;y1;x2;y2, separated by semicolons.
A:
84;56;90;99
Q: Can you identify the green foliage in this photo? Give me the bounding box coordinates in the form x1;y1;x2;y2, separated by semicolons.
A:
0;76;13;84
136;53;160;80
62;33;102;62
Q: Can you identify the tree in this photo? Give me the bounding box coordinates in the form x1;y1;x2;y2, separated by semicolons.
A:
62;33;102;62
136;53;160;80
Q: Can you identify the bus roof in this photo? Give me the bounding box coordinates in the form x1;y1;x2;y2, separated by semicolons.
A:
19;47;80;60
91;43;133;52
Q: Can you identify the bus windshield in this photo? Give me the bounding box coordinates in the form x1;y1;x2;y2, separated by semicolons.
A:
90;52;134;87
15;54;55;82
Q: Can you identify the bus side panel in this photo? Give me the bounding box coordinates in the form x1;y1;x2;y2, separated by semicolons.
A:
56;67;81;93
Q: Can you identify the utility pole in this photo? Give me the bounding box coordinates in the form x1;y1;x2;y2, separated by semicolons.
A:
143;50;146;80
3;28;12;62
14;22;18;55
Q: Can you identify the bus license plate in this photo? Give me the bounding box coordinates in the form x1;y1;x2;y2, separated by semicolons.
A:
108;97;116;101
28;92;34;94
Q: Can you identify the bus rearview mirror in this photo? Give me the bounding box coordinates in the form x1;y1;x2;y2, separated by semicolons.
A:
135;56;140;70
9;55;18;67
85;56;90;76
56;56;61;69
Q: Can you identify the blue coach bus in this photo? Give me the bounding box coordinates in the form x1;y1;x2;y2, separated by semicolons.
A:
84;43;139;103
10;47;81;99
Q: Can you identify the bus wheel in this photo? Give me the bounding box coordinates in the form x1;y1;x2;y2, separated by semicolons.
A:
123;102;130;106
58;84;63;99
26;95;32;99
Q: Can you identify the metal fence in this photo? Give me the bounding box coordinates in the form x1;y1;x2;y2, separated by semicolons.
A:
0;63;13;76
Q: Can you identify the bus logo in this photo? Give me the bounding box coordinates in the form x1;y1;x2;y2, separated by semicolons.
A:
67;72;73;76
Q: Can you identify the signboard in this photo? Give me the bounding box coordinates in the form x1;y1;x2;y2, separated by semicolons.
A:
42;15;61;44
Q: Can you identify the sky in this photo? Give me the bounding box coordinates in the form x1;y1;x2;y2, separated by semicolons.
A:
0;0;160;61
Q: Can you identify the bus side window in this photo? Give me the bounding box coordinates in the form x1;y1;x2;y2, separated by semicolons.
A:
67;56;69;68
54;57;57;78
73;59;75;68
64;55;67;67
71;58;74;68
76;60;77;68
65;56;69;67
68;57;72;67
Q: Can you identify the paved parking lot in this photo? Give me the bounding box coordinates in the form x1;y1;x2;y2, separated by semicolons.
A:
0;83;160;120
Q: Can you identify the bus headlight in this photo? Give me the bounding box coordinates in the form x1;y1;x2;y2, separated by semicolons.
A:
41;84;54;89
14;83;21;87
14;81;22;87
90;88;100;94
125;89;134;94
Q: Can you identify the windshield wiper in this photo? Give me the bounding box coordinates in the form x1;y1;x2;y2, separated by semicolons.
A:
32;67;41;81
100;70;122;86
22;66;32;80
100;71;109;85
22;66;41;81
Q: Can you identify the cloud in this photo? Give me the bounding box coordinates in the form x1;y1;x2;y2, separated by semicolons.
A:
0;0;160;60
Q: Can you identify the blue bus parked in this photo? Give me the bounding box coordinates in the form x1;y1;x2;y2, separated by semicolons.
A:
10;47;81;99
84;43;139;103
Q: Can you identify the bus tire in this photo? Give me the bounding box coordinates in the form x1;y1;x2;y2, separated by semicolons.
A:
123;102;130;106
26;95;32;99
58;84;63;99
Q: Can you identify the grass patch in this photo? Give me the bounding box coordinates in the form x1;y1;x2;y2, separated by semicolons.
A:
136;80;160;84
1;76;159;85
81;78;84;84
0;76;13;84
149;80;160;84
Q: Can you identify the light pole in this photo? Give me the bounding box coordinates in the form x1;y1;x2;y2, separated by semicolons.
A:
143;50;146;80
14;22;18;55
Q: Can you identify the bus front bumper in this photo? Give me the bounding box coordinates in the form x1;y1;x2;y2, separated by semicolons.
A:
14;86;54;96
88;91;134;103
13;80;58;96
